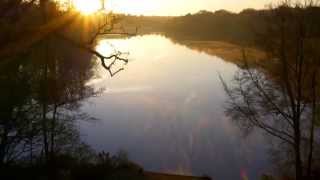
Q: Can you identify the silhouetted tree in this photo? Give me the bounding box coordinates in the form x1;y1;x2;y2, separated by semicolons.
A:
222;1;320;179
0;0;129;167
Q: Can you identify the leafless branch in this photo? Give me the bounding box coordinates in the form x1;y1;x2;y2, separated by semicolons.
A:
56;33;128;77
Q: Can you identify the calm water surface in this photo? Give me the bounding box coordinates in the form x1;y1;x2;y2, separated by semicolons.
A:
79;35;270;180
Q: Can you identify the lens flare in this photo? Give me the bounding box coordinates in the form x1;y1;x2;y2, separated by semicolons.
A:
73;0;102;14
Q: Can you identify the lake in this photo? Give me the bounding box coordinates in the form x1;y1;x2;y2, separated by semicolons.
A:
79;34;270;180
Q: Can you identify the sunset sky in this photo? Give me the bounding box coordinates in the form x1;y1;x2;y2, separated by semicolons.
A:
106;0;276;16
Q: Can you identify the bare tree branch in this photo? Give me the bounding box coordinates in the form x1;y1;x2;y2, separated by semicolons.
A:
55;33;128;77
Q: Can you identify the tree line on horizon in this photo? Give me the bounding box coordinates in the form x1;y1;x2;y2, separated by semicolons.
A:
119;5;320;47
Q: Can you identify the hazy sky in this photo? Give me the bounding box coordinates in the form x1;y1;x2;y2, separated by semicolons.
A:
107;0;276;16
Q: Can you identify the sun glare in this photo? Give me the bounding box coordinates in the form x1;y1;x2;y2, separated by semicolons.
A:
73;0;102;14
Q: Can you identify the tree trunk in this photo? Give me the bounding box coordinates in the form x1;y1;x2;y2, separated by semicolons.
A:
307;72;317;178
50;105;57;161
0;133;7;166
295;143;303;180
294;120;303;180
0;116;10;166
40;0;50;163
42;103;49;162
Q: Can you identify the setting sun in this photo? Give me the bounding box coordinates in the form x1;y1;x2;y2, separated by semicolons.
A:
73;0;102;14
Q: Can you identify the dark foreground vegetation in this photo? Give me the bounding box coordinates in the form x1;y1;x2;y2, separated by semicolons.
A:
0;151;144;180
1;0;320;180
0;0;134;179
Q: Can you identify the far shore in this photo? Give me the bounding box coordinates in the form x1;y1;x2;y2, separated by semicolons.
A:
175;40;266;65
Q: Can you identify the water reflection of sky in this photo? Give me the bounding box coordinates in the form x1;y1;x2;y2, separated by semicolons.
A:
80;35;270;180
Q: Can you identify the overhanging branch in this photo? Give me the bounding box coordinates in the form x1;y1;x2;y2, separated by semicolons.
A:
56;33;128;77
